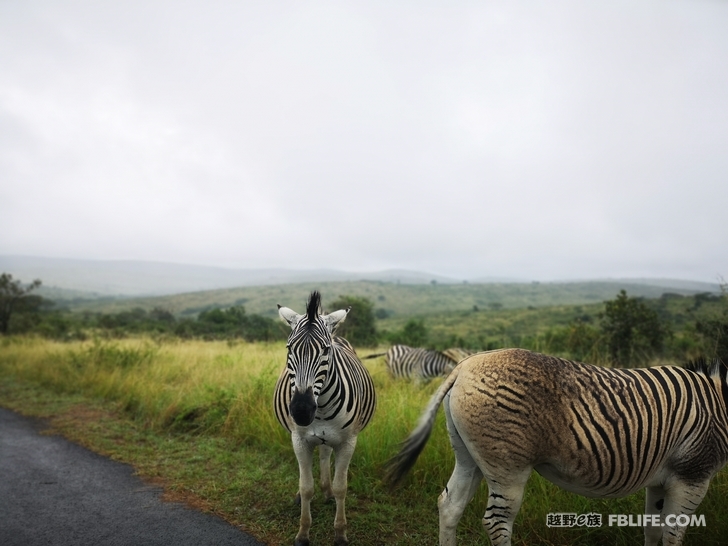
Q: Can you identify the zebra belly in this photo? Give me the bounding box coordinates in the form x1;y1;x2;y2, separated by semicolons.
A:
533;462;652;498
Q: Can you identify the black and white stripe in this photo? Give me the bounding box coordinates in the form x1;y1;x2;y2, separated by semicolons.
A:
274;291;376;546
381;345;467;381
385;349;728;546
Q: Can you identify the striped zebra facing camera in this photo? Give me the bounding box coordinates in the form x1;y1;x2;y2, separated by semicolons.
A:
385;348;728;546
274;291;376;546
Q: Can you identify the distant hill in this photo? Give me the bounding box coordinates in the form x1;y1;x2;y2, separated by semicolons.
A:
1;256;720;318
559;277;724;294
60;279;720;320
0;255;464;297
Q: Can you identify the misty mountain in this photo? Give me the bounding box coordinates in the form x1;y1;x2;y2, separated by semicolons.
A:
0;255;468;297
0;255;720;299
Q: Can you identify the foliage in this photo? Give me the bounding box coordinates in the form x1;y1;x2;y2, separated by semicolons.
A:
327;295;379;347
0;273;42;334
97;307;176;335
174;305;286;342
599;290;669;366
694;281;728;363
387;318;430;347
2;277;286;342
371;290;727;365
538;319;603;362
696;318;728;363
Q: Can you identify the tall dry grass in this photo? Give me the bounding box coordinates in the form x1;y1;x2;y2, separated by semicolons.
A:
0;336;453;479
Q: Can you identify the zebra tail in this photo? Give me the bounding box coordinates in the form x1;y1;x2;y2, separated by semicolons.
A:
362;352;387;360
383;365;462;488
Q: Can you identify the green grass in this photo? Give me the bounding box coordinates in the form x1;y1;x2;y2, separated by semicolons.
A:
1;336;727;545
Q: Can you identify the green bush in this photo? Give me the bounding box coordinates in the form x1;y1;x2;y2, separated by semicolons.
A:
328;295;379;347
388;318;429;347
694;286;728;363
175;305;286;341
599;290;669;367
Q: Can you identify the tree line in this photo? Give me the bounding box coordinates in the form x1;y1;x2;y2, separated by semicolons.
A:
2;272;727;367
0;273;287;342
336;288;728;367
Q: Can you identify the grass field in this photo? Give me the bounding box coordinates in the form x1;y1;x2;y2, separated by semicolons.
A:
1;336;727;545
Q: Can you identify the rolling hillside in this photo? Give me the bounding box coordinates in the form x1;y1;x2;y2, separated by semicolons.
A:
61;279;717;320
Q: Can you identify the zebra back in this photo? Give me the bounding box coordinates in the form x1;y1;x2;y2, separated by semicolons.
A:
386;344;465;381
419;350;460;380
385;345;426;378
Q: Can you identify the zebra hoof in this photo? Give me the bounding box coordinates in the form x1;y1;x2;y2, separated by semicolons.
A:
294;539;310;546
334;538;348;546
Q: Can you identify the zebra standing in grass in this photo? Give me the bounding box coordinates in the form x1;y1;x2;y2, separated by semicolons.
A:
368;345;467;382
385;348;728;546
274;291;376;546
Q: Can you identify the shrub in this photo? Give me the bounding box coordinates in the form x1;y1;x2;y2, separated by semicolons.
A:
599;290;669;366
328;295;379;347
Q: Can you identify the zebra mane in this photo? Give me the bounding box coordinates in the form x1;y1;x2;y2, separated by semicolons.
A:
684;357;726;379
306;291;321;324
684;358;728;406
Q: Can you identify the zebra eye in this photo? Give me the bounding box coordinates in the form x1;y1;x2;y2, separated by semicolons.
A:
322;346;330;357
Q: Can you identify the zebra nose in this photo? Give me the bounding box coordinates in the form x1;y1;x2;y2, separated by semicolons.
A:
290;387;317;427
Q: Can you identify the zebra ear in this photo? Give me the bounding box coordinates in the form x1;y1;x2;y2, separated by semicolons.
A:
324;307;350;333
278;305;301;328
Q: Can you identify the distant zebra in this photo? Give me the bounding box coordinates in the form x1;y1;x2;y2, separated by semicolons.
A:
385;348;728;546
366;345;468;382
274;291;376;546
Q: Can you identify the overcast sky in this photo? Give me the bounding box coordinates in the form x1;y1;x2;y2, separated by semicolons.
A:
1;1;727;283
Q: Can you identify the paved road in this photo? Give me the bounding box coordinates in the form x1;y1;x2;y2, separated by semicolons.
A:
0;407;264;546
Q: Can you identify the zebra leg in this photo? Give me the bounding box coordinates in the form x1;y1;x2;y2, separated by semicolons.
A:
331;437;357;546
319;444;334;501
481;470;531;546
439;396;483;546
644;485;665;546
292;436;315;546
658;479;710;546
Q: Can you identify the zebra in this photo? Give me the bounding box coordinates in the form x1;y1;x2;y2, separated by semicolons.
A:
385;348;728;546
274;291;376;546
366;345;467;382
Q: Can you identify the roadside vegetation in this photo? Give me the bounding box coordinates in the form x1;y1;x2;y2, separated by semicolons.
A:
2;273;728;544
